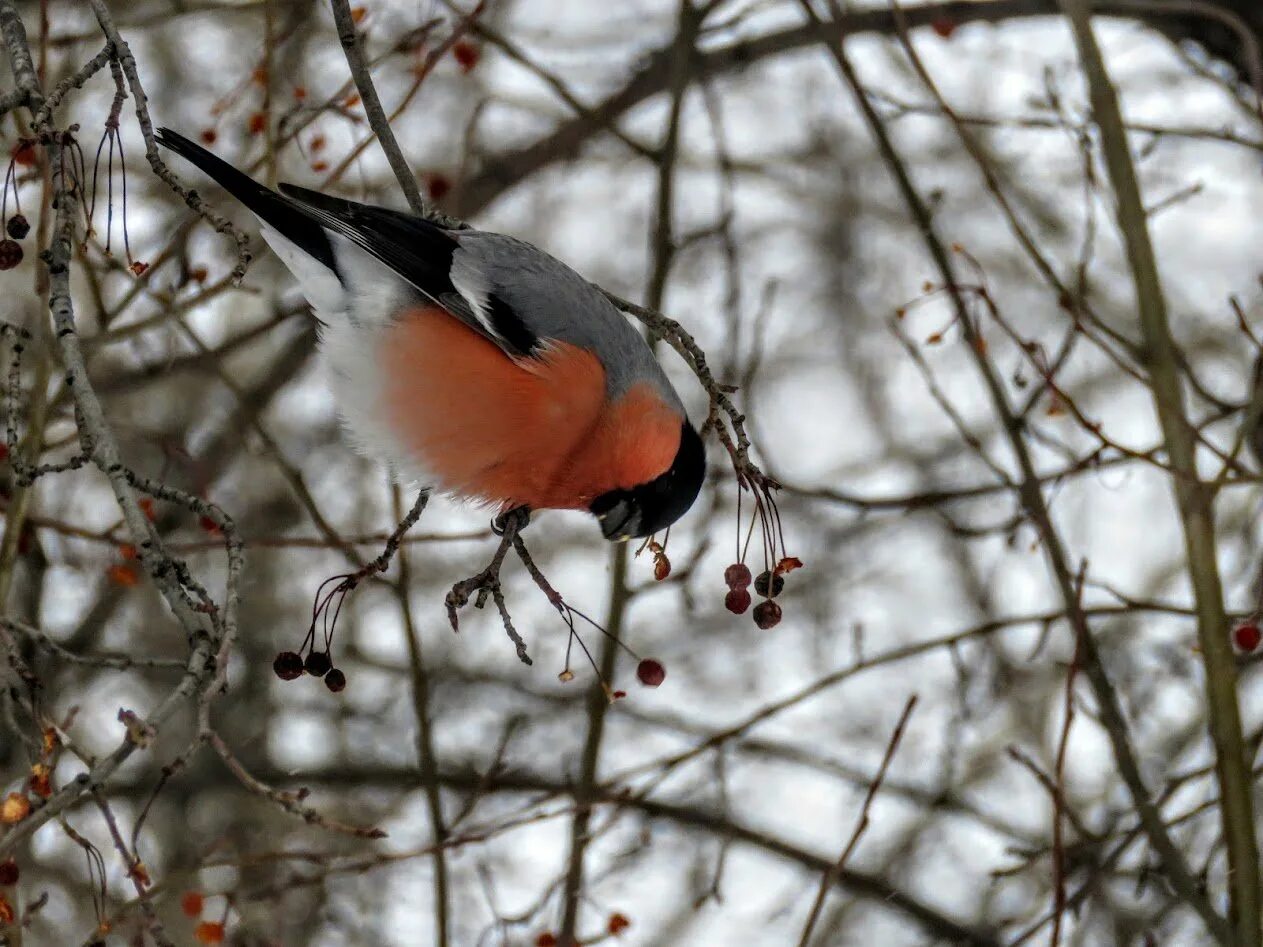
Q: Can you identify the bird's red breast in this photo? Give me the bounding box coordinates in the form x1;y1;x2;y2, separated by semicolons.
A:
378;306;681;511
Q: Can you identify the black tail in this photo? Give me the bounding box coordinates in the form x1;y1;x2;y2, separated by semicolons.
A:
154;127;335;272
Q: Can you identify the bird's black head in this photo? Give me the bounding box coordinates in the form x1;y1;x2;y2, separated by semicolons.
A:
590;421;705;541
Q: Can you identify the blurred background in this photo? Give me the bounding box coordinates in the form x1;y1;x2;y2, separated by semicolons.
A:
2;0;1263;944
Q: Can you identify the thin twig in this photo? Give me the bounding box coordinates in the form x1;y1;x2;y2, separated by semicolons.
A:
796;695;917;947
328;0;457;225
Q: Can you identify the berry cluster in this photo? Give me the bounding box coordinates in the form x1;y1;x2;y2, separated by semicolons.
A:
0;141;30;270
272;648;346;692
724;556;801;629
722;472;801;628
181;890;226;943
549;596;667;698
273;574;357;693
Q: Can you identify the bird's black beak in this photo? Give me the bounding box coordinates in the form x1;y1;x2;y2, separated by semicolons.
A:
591;494;641;542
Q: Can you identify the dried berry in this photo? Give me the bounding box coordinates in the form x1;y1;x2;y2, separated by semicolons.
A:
28;762;51;799
5;214;28;240
535;935;558;947
0;859;17;886
199;128;217;146
106;563;140;587
636;659;665;687
324;668;347;692
129;260;149;277
247;112;266;135
653;553;671;581
194;921;225;945
931;16;957;38
724;587;751;615
426;172;451;201
1234;622;1261;653
753;600;782;630
0;793;30;824
304;650;332;677
724;563;752;590
272;651;304;681
0;239;23;270
180;890;204;918
754;570;784;598
608;912;631;935
776;556;804;574
452;41;480;73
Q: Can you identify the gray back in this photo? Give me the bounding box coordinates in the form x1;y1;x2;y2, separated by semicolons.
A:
454;232;684;412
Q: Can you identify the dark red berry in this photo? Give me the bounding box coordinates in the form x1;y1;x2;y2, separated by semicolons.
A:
324;668;347;692
653;554;671;581
724;563;752;590
425;173;451;201
636;658;665;687
607;912;631;935
753;600;782;629
180;890;203;918
6;214;28;240
1234;622;1261;653
0;858;17;885
304;650;332;677
0;239;23;270
272;651;304;680
725;587;751;614
452;41;480;73
754;570;784;598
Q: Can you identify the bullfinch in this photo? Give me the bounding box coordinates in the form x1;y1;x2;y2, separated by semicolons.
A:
155;128;704;541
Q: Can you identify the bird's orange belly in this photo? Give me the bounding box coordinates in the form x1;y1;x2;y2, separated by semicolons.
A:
376;306;608;510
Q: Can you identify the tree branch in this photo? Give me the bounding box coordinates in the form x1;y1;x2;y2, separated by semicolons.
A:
1058;1;1259;941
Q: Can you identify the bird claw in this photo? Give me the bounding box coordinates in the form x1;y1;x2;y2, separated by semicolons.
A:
491;505;531;536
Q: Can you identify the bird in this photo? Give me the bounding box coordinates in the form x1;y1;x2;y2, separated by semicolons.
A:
154;128;704;541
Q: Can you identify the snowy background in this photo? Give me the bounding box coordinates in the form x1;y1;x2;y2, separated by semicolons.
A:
3;0;1263;944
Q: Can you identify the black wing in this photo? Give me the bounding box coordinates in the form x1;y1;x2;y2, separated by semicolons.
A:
155;127;336;272
155;128;540;359
278;183;541;359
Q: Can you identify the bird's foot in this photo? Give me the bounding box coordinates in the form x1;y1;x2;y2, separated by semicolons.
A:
491;505;531;536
